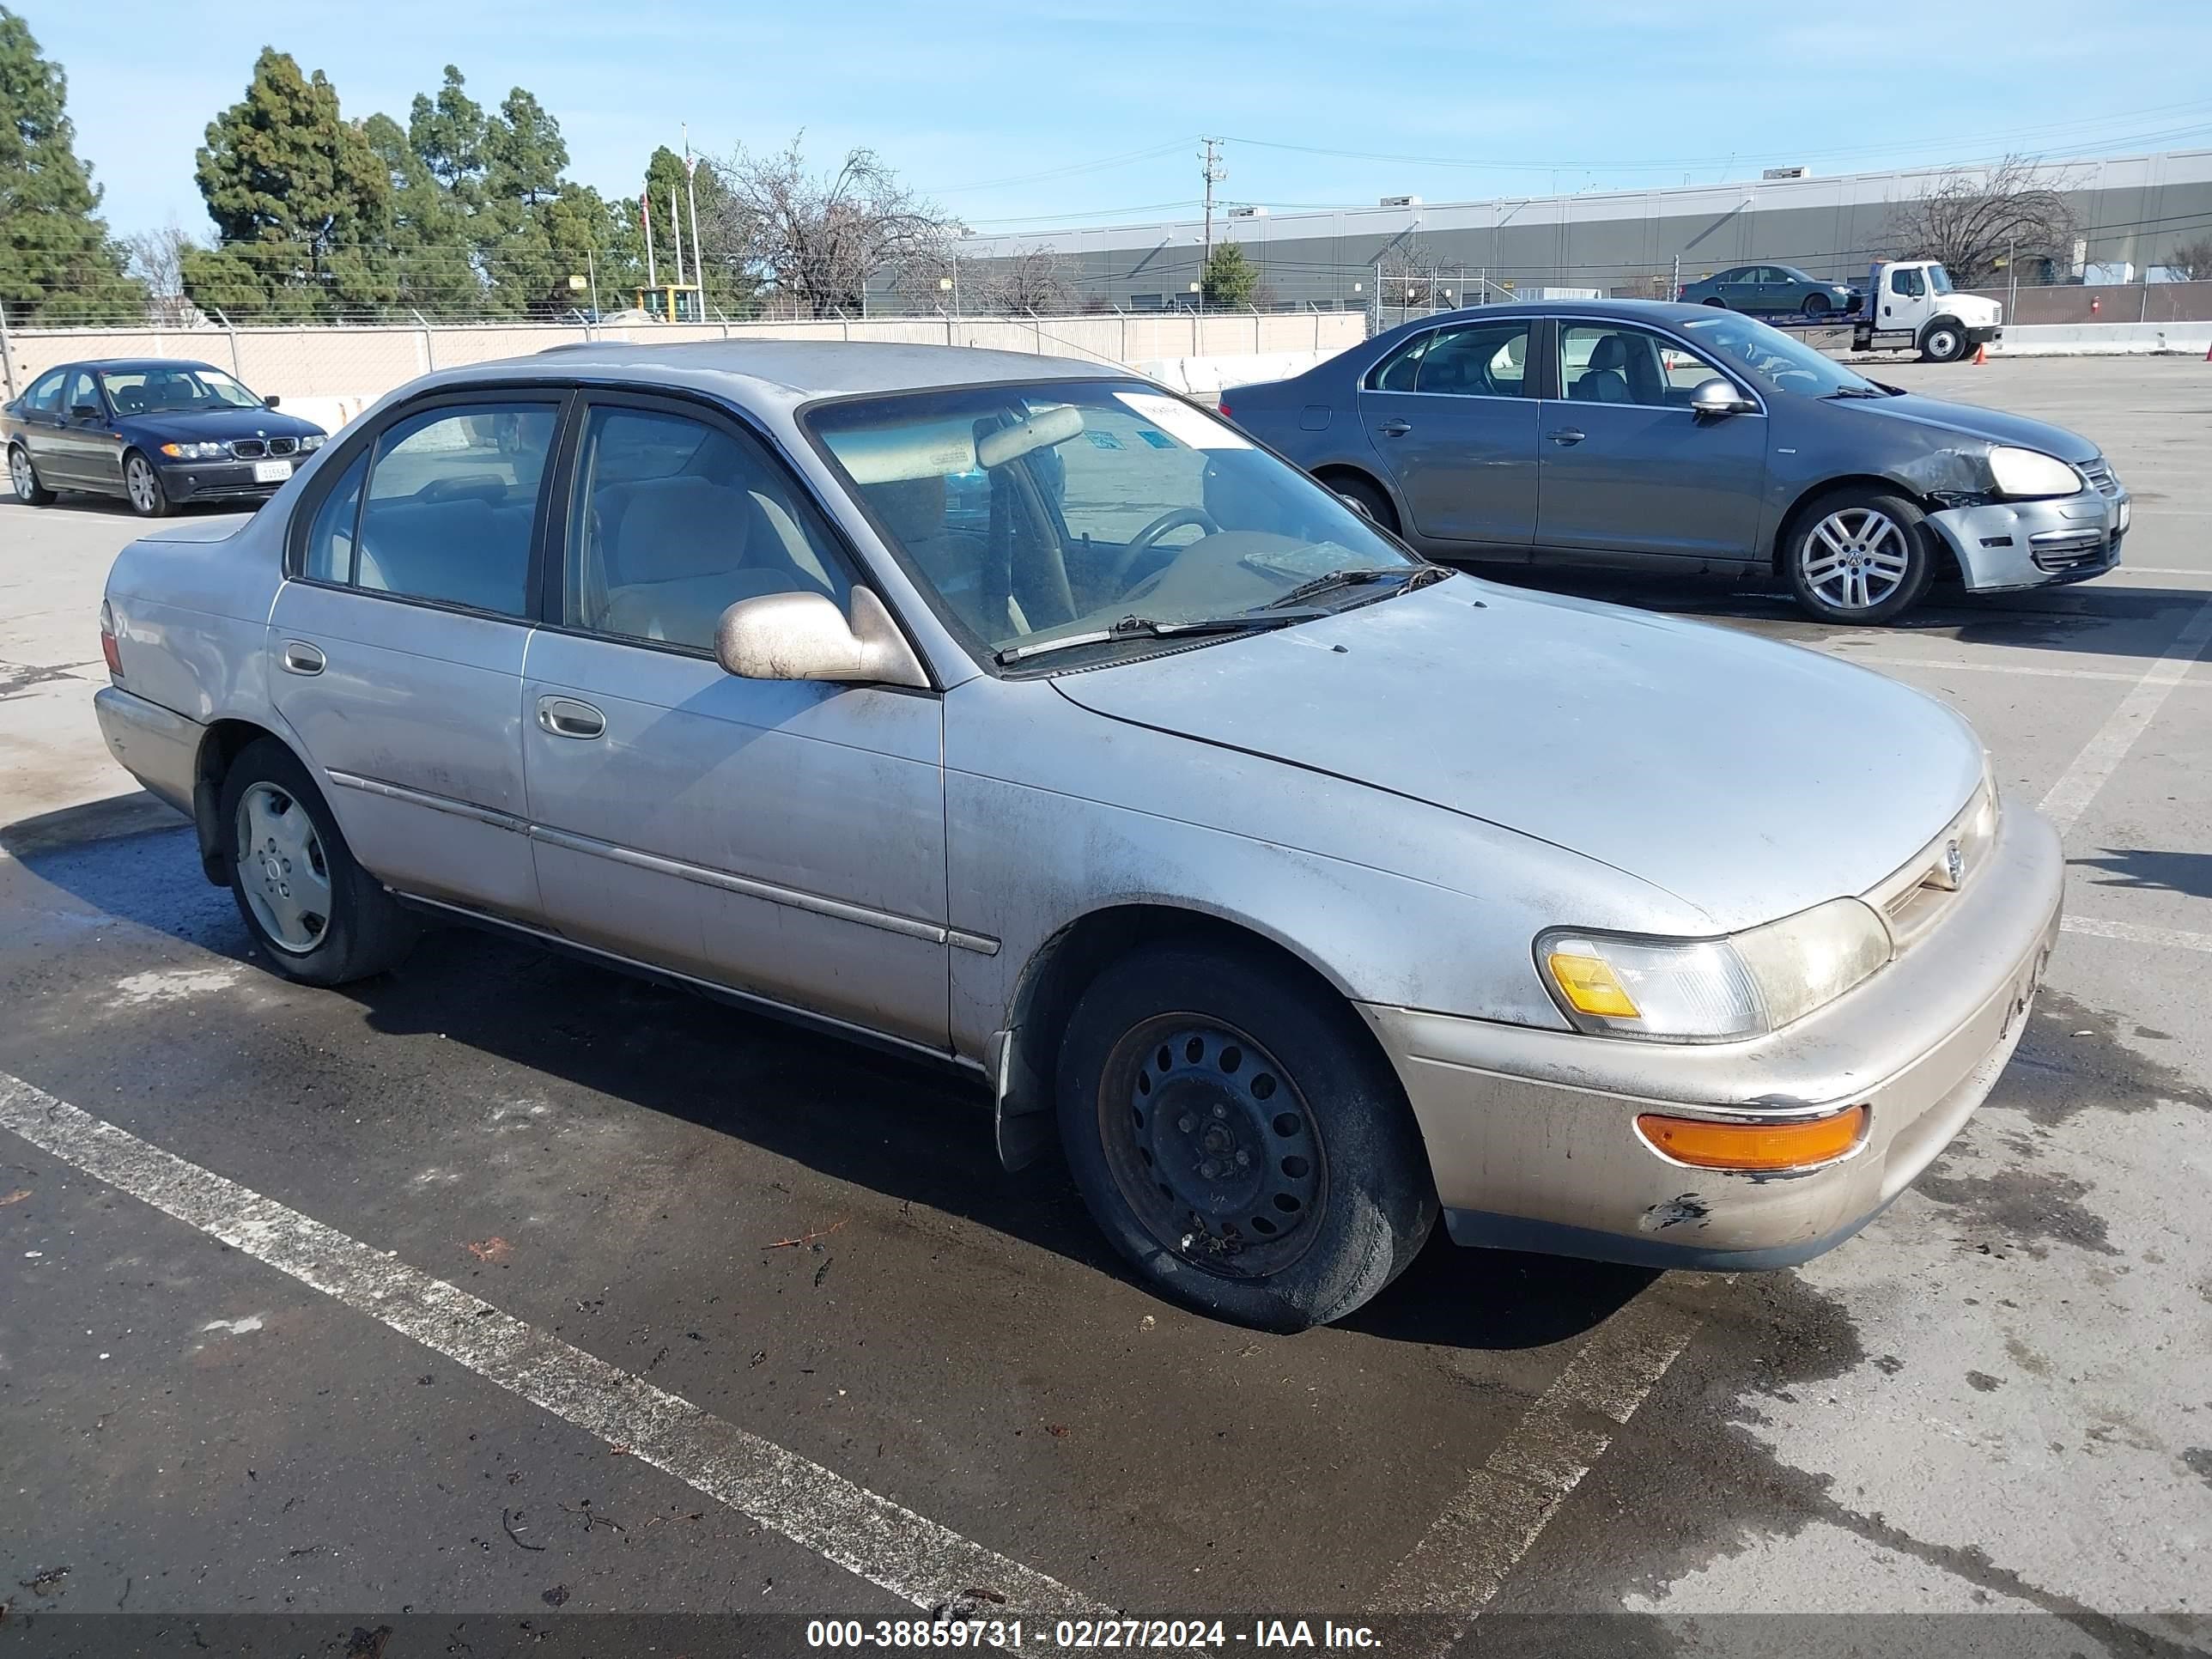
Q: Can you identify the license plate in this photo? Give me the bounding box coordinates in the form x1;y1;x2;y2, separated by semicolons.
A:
252;459;293;484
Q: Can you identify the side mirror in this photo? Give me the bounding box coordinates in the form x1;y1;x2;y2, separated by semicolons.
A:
1689;378;1757;417
714;586;929;689
263;394;281;409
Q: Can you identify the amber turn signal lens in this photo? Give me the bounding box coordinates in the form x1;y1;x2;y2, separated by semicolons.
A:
1635;1104;1869;1171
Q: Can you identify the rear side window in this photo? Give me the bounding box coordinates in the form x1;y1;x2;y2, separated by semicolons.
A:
351;404;558;617
301;450;368;583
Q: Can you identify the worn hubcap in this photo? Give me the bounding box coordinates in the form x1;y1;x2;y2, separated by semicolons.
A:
1100;1017;1325;1278
1802;507;1911;611
234;782;332;953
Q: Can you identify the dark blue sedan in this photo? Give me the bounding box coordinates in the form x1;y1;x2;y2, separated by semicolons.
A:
3;359;327;517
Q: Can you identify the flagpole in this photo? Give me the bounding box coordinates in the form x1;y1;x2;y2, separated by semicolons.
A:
643;187;657;290
670;185;684;319
684;125;705;306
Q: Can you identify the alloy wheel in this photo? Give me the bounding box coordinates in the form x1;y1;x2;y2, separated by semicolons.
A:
1099;1016;1326;1279
1802;507;1912;612
9;449;32;499
126;456;158;514
234;782;333;953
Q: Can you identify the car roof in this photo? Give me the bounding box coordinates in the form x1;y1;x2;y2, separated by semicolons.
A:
51;359;224;374
452;339;1122;403
1387;297;1734;331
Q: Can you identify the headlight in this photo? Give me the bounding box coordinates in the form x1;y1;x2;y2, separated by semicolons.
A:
1537;897;1893;1043
1988;447;2082;500
157;441;228;460
300;434;325;451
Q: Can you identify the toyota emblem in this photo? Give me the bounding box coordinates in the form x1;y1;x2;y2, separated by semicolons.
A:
1944;839;1966;887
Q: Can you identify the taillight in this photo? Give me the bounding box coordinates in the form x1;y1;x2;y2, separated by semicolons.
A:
100;599;122;678
1216;400;1233;419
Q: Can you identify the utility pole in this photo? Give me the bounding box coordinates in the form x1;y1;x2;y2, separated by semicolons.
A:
1199;137;1226;307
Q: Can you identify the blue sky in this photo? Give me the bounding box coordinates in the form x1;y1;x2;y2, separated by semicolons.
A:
25;0;2212;241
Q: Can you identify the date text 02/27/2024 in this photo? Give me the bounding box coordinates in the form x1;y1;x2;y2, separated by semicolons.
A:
804;1620;1382;1649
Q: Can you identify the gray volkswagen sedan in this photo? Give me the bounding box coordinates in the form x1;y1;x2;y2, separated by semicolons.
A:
94;342;2061;1330
1222;301;2128;623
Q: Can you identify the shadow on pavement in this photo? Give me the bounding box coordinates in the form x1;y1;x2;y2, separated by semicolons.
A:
1463;562;2209;664
3;790;1650;1352
2069;846;2212;900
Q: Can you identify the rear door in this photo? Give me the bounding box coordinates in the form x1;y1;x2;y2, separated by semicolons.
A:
1535;321;1767;564
267;392;566;919
13;368;68;481
52;368;118;488
1356;314;1541;554
520;392;951;1048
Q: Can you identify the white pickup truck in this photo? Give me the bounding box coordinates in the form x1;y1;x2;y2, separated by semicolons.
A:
1840;260;2004;362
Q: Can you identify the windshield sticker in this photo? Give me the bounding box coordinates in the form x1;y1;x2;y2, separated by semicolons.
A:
1114;391;1253;450
1137;429;1175;448
1085;430;1124;450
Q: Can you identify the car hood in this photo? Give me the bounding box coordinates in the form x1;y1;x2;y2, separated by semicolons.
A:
1048;578;1985;932
125;406;324;441
1845;392;2100;463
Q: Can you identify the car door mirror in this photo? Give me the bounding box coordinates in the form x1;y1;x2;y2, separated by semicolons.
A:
262;394;281;409
714;586;929;690
1689;378;1757;417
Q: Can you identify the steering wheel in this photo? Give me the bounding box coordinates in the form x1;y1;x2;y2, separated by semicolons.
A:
1104;507;1221;593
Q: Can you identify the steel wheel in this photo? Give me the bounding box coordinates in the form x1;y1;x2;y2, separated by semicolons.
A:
1098;1015;1327;1279
1800;507;1912;613
1923;325;1963;362
234;781;333;954
125;454;163;514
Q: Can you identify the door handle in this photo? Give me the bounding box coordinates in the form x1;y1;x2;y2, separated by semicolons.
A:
1376;419;1413;437
1547;428;1586;447
537;696;605;740
279;641;325;676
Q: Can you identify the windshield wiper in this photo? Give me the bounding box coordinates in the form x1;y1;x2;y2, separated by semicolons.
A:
994;610;1325;665
1261;562;1449;611
1823;386;1891;399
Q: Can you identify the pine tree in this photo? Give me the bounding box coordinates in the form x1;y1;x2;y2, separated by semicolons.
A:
1201;242;1259;309
185;47;393;320
0;6;144;323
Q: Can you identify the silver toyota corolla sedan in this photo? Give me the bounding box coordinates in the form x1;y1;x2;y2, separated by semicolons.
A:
93;341;2063;1330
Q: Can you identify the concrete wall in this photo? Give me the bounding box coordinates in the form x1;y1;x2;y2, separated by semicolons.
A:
954;149;2212;311
1;311;1368;417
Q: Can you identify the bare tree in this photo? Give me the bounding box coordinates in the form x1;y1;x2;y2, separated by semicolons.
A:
1887;155;2078;286
2165;234;2212;281
708;136;951;317
125;221;206;325
986;244;1075;314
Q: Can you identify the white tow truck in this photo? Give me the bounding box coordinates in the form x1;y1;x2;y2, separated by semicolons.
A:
1787;260;2005;363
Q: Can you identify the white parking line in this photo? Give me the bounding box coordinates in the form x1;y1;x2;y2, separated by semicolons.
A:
2061;915;2212;954
0;1070;1108;1619
2039;594;2212;832
1373;1300;1698;1642
1827;653;2209;686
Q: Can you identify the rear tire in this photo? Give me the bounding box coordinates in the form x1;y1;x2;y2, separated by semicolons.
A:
1784;486;1936;624
1055;941;1436;1331
1328;473;1399;535
8;444;55;506
218;738;417;986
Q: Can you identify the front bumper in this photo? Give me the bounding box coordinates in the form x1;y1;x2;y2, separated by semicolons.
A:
1358;791;2063;1269
1927;483;2130;592
156;459;290;505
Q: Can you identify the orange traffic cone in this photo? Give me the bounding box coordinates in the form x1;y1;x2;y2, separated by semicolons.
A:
2204;338;2211;362
1972;343;1987;365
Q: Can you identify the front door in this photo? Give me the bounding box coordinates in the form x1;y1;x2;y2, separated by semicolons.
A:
521;395;950;1049
267;393;565;918
1535;322;1768;565
1357;314;1540;553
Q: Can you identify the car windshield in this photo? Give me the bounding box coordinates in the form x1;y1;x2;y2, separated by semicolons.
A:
1926;264;1955;295
98;366;264;415
1674;312;1878;397
807;379;1419;663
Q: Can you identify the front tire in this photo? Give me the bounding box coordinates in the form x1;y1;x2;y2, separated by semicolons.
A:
1784;487;1936;624
1918;319;1969;363
123;451;173;517
8;444;55;506
1702;297;1728;308
219;738;417;986
1802;292;1832;319
1055;941;1436;1331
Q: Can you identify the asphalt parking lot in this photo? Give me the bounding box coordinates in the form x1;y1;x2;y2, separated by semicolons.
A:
1;356;2207;1656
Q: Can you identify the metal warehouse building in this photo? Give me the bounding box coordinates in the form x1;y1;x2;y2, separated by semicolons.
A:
952;149;2212;312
